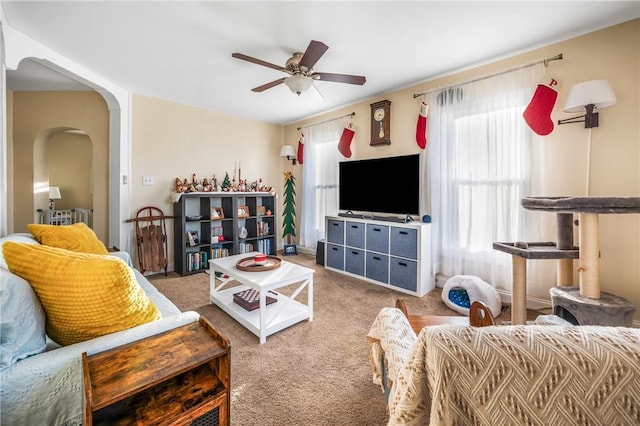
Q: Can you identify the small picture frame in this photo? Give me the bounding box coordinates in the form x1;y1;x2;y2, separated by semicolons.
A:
257;205;266;216
210;207;224;220
283;244;297;255
187;230;200;246
238;205;250;218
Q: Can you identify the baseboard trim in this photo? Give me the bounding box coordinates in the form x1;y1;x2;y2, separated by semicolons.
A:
495;289;552;312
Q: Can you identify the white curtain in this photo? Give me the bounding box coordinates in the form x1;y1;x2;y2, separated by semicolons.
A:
300;120;343;252
426;63;555;290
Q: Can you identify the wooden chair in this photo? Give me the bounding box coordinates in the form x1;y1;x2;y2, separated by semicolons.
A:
396;298;495;335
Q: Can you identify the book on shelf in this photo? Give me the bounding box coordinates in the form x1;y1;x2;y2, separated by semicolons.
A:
187;250;210;272
239;242;254;254
257;238;271;255
257;221;269;237
210;246;229;259
200;250;209;269
233;289;277;311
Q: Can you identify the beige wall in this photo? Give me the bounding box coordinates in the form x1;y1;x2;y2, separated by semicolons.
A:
285;19;640;318
129;94;284;270
9;91;109;239
48;132;92;211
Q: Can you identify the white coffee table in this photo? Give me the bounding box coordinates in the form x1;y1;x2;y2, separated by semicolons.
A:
209;252;314;344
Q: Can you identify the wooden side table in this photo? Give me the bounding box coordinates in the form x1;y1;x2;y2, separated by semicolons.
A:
82;317;230;426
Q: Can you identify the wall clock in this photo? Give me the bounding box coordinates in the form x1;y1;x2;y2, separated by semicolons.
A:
370;100;391;146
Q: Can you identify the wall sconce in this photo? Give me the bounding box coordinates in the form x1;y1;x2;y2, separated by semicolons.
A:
280;145;297;165
558;79;616;128
49;186;61;210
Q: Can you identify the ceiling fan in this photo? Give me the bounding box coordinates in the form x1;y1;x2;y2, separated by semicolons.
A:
232;40;366;95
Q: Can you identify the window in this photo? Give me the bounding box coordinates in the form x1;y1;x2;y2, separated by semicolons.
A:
426;64;544;285
299;122;343;251
449;107;530;256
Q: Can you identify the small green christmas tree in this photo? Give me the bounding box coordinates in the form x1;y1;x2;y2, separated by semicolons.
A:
221;172;231;191
282;171;296;244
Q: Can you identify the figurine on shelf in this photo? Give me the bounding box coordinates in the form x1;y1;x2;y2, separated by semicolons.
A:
212;175;218;192
175;178;185;193
250;180;258;192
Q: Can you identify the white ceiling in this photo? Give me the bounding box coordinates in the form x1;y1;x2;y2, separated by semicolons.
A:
3;1;639;125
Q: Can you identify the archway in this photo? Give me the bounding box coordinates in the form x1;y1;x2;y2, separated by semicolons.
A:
33;127;93;226
2;24;132;250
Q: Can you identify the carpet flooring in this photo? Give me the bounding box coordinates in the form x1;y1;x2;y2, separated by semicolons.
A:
147;253;526;426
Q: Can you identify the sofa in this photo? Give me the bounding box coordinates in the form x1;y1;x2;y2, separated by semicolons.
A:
368;307;640;426
0;232;200;425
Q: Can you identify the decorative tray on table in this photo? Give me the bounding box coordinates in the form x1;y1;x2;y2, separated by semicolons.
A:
235;255;281;272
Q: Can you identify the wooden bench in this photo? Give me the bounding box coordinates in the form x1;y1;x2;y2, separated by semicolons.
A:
395;299;495;335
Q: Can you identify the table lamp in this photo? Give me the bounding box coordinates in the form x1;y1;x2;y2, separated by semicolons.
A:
49;186;61;210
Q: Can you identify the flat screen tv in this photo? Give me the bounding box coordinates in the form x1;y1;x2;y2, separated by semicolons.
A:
339;154;421;216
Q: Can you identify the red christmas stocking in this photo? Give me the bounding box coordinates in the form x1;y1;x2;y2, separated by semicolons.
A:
297;133;304;165
338;126;355;158
523;81;558;136
416;98;430;149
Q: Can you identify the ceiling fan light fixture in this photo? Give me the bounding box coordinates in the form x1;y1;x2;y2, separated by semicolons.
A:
285;74;313;95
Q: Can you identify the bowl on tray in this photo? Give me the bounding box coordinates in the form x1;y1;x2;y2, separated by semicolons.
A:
254;253;267;266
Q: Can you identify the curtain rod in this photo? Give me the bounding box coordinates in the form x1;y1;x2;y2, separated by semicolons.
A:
412;53;563;99
297;112;355;131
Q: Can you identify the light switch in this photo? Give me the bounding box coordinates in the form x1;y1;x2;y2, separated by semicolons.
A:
142;176;154;186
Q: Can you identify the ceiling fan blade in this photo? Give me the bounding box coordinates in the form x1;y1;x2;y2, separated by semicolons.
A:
251;77;287;92
314;72;366;85
299;40;329;69
232;53;287;73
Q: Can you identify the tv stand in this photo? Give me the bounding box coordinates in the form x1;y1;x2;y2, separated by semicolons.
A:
324;216;433;296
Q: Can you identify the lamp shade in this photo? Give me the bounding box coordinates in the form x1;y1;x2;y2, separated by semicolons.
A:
284;75;313;95
49;186;61;200
280;145;296;158
563;79;617;113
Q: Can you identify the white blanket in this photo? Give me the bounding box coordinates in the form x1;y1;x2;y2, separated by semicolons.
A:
368;308;640;426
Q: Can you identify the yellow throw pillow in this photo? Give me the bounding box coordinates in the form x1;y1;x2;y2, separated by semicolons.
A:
27;222;108;255
2;242;160;346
